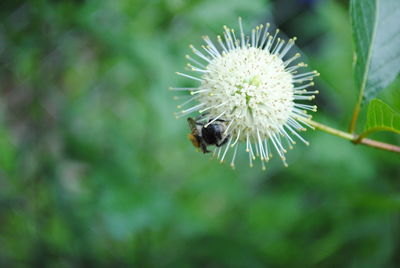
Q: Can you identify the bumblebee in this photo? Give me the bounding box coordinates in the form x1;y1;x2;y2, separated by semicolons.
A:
187;117;230;153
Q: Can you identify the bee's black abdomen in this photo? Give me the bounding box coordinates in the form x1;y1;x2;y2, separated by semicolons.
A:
202;124;224;145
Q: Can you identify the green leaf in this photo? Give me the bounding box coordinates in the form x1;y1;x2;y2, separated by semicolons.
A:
363;99;400;137
351;0;400;103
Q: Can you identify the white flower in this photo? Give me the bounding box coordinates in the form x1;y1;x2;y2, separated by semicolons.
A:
171;18;319;169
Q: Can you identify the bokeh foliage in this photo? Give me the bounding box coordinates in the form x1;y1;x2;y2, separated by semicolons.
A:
0;0;399;267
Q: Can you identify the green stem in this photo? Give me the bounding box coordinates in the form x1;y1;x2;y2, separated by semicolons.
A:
303;118;400;153
349;102;361;133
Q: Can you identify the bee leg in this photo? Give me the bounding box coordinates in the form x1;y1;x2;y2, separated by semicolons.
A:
200;142;210;153
216;136;230;147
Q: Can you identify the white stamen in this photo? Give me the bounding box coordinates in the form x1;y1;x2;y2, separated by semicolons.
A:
264;139;270;161
176;103;206;118
177;95;201;108
257;129;267;160
230;142;239;168
217;35;228;53
259;23;270;48
188;64;210;73
294;82;315;91
203;36;221;57
285;124;309;145
220;137;233;162
231;128;241;147
238;17;245;49
284;53;301;67
204;111;226;128
169;87;196;91
279;37;296;58
190;89;211;95
199;101;227;113
186;55;206;68
176;72;203;82
217;146;222;158
286;62;306;73
202;45;219;59
190;45;211;63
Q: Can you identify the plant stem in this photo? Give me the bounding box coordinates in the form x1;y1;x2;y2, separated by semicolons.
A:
305;119;354;140
349;103;361;133
303;118;400;153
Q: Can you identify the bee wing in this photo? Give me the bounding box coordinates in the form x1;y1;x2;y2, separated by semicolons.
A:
187;117;198;134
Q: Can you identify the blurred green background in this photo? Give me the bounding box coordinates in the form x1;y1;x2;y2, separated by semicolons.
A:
1;0;399;267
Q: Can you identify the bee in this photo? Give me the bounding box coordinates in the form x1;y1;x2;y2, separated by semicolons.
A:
187;117;230;153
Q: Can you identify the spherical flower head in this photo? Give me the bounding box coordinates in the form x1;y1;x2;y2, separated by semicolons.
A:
171;18;319;169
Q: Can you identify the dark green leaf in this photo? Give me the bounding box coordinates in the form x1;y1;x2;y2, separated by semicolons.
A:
363;99;400;136
351;0;400;103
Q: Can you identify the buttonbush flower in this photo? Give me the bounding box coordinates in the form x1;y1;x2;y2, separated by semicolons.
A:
171;18;319;169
